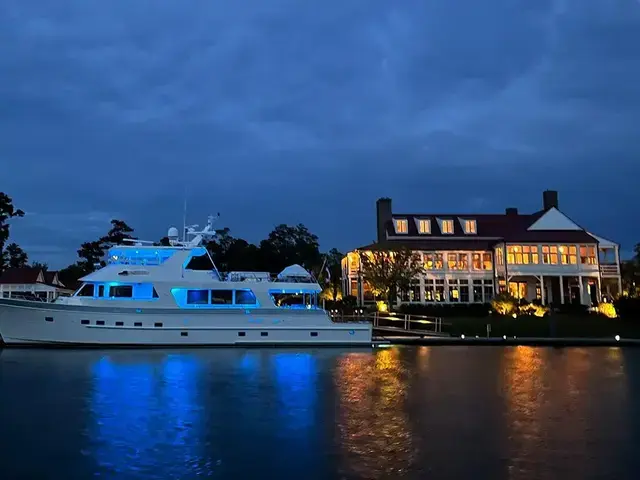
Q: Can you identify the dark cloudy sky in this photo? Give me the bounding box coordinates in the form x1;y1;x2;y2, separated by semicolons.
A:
2;0;640;267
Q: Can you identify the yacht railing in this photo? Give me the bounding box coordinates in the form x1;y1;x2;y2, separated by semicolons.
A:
223;272;319;284
1;292;51;302
330;311;449;333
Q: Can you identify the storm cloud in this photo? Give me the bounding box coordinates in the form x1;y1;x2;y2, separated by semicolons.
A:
2;0;639;266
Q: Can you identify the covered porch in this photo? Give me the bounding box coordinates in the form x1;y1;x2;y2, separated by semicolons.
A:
504;274;600;306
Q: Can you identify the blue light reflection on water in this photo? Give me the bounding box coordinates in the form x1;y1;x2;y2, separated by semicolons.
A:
89;354;207;478
271;352;317;433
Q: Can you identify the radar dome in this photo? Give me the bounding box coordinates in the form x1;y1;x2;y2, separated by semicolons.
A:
167;227;179;239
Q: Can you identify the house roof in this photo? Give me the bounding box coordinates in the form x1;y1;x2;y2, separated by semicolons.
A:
0;267;43;284
383;210;598;245
0;268;68;288
357;239;498;252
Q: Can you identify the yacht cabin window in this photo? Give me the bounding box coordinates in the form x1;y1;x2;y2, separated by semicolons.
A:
76;284;95;297
109;285;133;298
211;290;233;304
187;289;209;305
235;289;257;305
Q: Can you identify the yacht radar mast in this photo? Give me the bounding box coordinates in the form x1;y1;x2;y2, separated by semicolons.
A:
170;213;220;247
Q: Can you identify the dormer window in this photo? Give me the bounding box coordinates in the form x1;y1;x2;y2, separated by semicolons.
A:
416;218;431;234
463;219;477;234
439;219;454;234
394;218;408;234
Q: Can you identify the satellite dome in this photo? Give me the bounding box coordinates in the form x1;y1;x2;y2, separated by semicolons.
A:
167;227;179;240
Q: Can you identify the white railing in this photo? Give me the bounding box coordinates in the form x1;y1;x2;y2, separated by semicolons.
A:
330;311;447;334
600;264;620;276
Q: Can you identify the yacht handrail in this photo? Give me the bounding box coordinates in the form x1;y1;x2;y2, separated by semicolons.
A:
223;271;319;283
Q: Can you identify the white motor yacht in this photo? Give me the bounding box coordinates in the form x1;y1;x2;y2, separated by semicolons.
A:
0;216;371;346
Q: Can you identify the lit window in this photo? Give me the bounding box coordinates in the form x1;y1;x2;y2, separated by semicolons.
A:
424;253;443;269
530;246;539;264
447;253;468;270
417;219;431;234
394;219;408;234
441;219;454;234
464;219;477;234
507;246;523;264
560;245;578;265
496;247;504;265
569;246;577;264
542;245;558;265
483;253;492;270
509;281;527;300
580;245;597;265
472;253;482;270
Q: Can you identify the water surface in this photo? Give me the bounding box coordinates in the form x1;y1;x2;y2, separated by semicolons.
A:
1;346;639;479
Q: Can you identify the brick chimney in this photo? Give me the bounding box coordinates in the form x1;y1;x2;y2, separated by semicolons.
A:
505;207;518;215
543;190;558;210
376;198;392;243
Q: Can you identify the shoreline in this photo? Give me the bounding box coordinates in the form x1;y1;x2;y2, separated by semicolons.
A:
1;337;638;349
374;335;639;347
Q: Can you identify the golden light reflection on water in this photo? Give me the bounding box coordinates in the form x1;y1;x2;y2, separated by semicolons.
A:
502;346;545;478
502;346;628;479
417;346;430;373
334;348;414;479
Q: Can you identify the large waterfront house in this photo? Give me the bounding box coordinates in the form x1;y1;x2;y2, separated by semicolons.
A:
0;267;74;301
342;190;622;307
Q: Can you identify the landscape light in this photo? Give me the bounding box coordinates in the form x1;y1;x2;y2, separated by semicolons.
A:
461;334;465;339
615;335;620;341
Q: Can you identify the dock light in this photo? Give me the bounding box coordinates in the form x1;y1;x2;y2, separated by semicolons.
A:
503;335;507;340
615;335;620;342
512;313;517;318
461;334;465;339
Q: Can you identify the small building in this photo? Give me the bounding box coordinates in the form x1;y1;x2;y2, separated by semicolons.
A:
0;268;74;302
343;190;622;306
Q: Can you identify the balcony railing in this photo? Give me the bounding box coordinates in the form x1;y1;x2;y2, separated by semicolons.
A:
600;264;620;277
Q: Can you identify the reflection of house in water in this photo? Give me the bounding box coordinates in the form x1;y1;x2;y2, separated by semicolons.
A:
334;349;415;478
343;190;623;306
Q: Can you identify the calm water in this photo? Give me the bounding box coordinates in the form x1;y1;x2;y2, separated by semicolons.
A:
1;346;640;479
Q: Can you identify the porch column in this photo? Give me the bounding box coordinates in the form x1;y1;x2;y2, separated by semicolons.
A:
540;275;545;305
597;277;602;303
560;276;565;304
615;246;623;295
578;275;584;305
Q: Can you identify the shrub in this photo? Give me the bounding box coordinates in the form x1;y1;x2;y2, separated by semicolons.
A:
518;303;549;317
596;302;617;318
491;293;518;316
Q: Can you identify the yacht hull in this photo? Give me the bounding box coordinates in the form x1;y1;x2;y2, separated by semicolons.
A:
0;299;372;347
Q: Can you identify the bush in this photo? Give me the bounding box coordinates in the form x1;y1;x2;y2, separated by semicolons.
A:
595;302;617;318
491;293;518;316
518;303;549;317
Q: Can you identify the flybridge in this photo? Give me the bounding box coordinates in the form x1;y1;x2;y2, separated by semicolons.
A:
106;214;220;267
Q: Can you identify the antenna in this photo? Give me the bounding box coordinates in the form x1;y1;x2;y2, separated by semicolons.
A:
182;188;188;243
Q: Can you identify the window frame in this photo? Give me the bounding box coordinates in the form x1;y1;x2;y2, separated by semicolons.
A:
394;218;409;234
440;219;454;234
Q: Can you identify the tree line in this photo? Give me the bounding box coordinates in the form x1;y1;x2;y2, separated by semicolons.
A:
0;192;344;299
4;190;640;304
